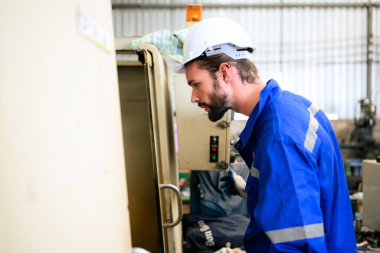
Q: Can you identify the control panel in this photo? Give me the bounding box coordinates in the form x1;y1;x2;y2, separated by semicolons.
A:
209;136;219;162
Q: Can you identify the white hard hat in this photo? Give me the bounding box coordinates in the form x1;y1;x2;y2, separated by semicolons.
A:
174;17;256;73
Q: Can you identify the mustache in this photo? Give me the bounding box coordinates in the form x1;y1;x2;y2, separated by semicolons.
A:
198;102;211;108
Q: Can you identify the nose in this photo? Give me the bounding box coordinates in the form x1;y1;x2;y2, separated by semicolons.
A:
191;89;199;104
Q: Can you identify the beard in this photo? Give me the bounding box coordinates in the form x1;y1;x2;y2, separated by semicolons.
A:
207;92;229;122
198;79;229;122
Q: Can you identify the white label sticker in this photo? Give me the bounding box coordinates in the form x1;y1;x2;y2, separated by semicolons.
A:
77;8;113;54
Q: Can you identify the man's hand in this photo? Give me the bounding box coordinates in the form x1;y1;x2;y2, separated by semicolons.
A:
220;169;247;198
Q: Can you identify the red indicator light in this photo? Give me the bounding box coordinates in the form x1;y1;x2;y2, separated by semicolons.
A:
212;147;217;152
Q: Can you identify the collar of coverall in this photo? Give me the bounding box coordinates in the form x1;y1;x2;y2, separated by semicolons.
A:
235;79;280;150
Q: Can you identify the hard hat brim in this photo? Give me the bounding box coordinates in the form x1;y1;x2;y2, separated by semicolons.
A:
173;62;186;74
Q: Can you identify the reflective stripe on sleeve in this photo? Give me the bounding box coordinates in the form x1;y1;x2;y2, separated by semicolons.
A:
308;103;319;116
304;103;319;152
265;223;324;244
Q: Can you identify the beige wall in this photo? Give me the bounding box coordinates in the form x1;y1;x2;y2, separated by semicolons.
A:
0;1;132;252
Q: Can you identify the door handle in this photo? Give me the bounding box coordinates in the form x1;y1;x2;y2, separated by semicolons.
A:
159;184;183;228
217;120;230;129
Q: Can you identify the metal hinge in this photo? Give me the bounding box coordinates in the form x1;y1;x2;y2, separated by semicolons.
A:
216;161;227;170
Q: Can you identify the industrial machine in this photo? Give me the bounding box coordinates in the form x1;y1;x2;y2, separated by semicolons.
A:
340;98;379;192
115;38;232;252
349;98;379;159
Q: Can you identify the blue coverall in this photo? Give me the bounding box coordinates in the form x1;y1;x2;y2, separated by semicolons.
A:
234;80;357;252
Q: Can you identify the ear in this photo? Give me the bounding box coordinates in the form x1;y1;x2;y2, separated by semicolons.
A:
219;63;231;83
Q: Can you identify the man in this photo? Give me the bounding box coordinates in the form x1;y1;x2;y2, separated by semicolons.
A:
174;17;357;252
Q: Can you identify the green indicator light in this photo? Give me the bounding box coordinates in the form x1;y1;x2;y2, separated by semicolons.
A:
212;155;217;161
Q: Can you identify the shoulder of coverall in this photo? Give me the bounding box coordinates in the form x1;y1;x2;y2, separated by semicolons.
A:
266;87;324;157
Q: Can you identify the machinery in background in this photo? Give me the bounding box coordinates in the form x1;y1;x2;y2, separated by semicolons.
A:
335;97;380;251
343;98;379;160
350;98;379;159
353;98;377;142
340;98;379;194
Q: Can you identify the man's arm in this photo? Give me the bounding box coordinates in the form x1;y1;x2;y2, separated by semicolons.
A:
255;140;328;252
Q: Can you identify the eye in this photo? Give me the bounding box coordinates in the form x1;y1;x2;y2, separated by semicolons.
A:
191;82;200;89
188;80;201;89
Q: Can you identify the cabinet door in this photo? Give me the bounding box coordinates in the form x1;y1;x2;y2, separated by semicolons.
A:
140;45;183;253
174;74;231;171
117;45;183;253
118;60;164;253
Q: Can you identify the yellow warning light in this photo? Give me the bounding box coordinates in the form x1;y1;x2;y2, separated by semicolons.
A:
186;4;202;22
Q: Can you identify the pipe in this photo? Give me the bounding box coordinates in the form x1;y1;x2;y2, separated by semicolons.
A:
366;4;374;101
112;3;380;10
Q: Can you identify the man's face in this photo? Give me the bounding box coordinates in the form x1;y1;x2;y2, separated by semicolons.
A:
185;62;229;122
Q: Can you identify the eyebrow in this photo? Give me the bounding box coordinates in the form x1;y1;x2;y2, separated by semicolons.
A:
187;79;198;86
